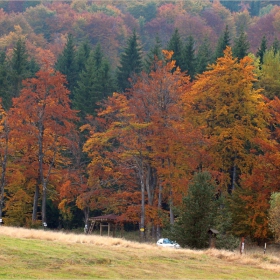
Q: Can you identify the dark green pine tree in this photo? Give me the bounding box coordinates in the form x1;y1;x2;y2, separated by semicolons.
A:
272;37;280;56
220;1;240;12
73;44;114;120
196;37;213;75
214;25;231;60
249;1;261;17
232;30;250;60
0;52;11;110
167;28;183;70
9;39;32;99
169;171;217;249
92;43;103;69
182;35;196;80
28;57;40;77
116;30;142;92
55;33;77;99
144;35;163;73
76;41;91;74
256;36;267;67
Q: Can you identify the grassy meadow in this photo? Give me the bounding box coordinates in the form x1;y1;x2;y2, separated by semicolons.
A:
0;226;280;279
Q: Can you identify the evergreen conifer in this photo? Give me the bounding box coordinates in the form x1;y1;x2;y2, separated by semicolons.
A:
272;37;280;56
196;38;212;75
9;39;32;99
55;34;78;98
144;35;162;73
232;30;250;60
73;44;114;120
167;28;183;69
0;52;10;109
170;172;217;249
76;41;91;73
256;35;267;67
182;35;196;80
116;30;142;92
214;25;230;60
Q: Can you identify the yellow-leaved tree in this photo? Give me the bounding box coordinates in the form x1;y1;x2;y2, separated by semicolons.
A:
188;46;269;192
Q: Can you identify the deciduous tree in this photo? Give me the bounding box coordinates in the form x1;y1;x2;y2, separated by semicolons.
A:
190;47;268;193
9;67;78;225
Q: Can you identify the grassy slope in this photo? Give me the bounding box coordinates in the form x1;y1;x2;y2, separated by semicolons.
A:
0;227;279;279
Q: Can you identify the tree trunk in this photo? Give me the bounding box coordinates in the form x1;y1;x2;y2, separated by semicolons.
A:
83;207;89;226
156;184;163;239
232;163;236;191
140;180;145;242
0;120;8;224
41;180;47;225
231;152;237;193
169;190;174;225
32;183;40;221
139;170;145;242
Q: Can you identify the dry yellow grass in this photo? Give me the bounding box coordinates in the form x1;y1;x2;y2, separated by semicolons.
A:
1;226;280;279
0;226;155;249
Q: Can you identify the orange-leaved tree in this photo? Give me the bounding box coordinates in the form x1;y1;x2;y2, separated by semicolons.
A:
229;95;280;241
83;92;148;240
84;51;204;239
126;50;204;230
189;46;269;193
9;66;79;225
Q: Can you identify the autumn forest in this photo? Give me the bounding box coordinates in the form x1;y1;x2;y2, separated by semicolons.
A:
1;0;280;248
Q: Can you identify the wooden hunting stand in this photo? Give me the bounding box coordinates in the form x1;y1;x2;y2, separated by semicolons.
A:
87;214;123;237
208;228;219;248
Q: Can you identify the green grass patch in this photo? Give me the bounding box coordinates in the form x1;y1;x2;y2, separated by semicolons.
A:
0;231;279;279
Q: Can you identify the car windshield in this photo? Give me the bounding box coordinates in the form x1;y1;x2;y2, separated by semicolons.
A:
163;238;172;244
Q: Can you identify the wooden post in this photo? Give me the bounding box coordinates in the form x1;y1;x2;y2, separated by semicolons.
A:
240;237;245;255
113;224;116;237
264;243;267;254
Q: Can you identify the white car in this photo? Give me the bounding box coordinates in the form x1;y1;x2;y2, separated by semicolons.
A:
157;238;180;249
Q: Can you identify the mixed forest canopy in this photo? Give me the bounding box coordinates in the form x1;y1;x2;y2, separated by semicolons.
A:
1;0;280;248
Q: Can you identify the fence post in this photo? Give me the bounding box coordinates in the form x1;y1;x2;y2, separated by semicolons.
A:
240;237;245;255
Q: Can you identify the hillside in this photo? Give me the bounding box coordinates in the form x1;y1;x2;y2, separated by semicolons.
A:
2;0;280;252
0;226;280;279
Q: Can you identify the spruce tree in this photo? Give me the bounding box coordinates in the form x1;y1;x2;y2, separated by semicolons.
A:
214;25;230;60
55;33;77;98
272;37;280;56
144;35;162;73
116;30;142;92
167;28;183;69
249;1;261;16
0;52;11;109
28;57;40;77
256;36;267;67
196;38;213;75
232;30;250;60
9;39;31;99
170;171;217;249
182;35;196;80
73;44;114;120
220;1;240;12
76;41;91;73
